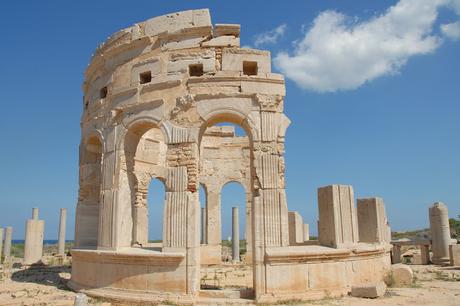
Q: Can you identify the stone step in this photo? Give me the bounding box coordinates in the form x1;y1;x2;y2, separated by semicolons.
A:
197;296;255;305
199;288;241;299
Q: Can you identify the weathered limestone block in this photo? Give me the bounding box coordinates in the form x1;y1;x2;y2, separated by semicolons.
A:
429;202;451;265
214;24;240;37
24;208;45;265
202;35;240;47
144;9;212;36
351;282;386;298
449;244;460;266
221;48;271;74
318;185;359;248
288;211;304;245
388;264;413;287
357;197;390;244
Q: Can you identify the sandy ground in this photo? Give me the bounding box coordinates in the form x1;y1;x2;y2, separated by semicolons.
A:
1;261;459;305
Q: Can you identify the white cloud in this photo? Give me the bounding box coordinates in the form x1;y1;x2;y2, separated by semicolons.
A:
274;0;458;92
441;21;460;40
254;24;287;47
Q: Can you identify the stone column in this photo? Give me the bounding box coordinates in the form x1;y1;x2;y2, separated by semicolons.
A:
0;228;3;260
232;207;240;262
429;202;451;265
318;185;359;248
24;208;45;265
3;226;12;259
58;208;67;255
303;223;310;241
201;207;207;244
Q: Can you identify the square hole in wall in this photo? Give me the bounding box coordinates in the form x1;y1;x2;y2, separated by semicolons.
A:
189;64;204;77
243;61;258;76
139;71;152;84
100;86;108;99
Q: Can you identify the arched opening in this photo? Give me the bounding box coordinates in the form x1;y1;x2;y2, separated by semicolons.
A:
199;120;254;293
75;134;102;248
124;121;167;249
147;177;166;250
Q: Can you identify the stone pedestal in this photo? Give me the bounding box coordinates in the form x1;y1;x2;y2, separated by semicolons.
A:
357;197;389;244
232;207;240;262
288;211;304;245
429;202;451;265
303;223;310;241
58;208;67;255
24;208;45;265
318;185;358;248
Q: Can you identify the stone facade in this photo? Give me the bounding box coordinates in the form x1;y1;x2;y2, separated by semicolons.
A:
70;9;392;304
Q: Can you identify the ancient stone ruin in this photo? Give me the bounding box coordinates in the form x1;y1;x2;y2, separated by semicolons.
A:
69;9;393;303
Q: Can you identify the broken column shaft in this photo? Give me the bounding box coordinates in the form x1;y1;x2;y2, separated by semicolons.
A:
3;226;12;260
24;208;45;265
429;202;451;265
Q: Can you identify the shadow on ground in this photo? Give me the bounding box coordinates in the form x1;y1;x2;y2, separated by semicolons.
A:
11;265;71;290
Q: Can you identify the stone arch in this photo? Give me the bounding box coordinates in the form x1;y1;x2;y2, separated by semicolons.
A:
198;116;254;265
119;118;168;247
196;96;261;145
75;130;104;248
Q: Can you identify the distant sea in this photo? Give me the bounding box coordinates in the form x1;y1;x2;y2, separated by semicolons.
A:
12;240;74;244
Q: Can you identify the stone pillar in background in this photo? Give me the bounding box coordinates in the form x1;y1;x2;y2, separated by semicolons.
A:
3;226;12;259
318;185;359;248
232;207;240;262
201;207;206;244
357;197;389;244
429;202;451;265
58;208;67;255
421;244;430;265
392;245;401;264
24;208;45;265
0;228;4;260
303;223;310;241
288;211;304;245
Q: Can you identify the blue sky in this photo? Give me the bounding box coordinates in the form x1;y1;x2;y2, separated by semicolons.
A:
0;1;459;240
